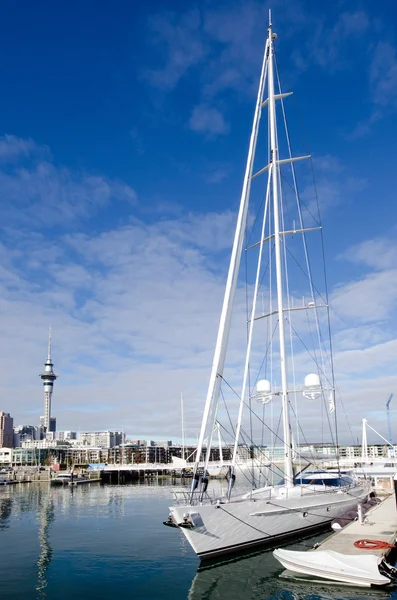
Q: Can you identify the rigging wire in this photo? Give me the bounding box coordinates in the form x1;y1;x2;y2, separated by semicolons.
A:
274;46;339;460
218;374;331;473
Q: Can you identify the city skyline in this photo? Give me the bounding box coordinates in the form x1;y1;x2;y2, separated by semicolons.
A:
0;0;396;444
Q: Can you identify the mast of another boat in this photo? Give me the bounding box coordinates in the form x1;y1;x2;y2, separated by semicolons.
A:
181;392;185;463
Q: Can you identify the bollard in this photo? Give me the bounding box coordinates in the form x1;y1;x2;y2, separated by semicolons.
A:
357;503;363;524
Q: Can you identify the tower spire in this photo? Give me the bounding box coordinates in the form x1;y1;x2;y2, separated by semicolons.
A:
40;328;57;437
47;326;52;361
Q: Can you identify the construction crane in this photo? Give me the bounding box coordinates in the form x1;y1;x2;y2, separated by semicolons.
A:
386;393;395;458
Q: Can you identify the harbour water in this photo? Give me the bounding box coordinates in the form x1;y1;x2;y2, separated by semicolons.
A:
0;480;396;600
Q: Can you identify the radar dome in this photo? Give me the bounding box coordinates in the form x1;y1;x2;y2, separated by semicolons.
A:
256;379;272;404
257;379;271;394
304;373;321;388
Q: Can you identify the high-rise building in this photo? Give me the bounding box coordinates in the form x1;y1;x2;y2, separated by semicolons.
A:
39;328;57;437
13;424;40;447
39;416;56;435
0;412;13;447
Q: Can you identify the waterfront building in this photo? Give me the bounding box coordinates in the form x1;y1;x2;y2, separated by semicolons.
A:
39;328;57;437
0;447;12;464
56;431;77;441
79;431;123;448
0;412;13;447
153;440;173;447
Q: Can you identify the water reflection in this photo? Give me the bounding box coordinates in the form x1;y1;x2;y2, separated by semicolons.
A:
36;489;54;598
277;572;394;600
189;548;285;600
0;496;13;529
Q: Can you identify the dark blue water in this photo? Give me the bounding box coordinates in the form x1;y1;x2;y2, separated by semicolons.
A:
0;481;395;600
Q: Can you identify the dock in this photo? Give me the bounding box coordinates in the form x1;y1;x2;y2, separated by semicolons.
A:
319;495;397;556
274;494;397;587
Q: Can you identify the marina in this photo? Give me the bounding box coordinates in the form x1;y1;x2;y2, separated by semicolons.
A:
1;479;397;600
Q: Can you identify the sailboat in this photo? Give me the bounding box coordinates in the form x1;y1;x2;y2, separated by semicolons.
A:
164;14;370;560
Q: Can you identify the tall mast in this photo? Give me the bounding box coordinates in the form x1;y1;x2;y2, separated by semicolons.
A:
189;31;270;500
267;20;294;487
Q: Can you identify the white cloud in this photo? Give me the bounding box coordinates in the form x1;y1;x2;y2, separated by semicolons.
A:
143;8;206;90
0;136;136;227
371;41;397;107
0;134;39;161
334;338;397;377
291;10;370;73
332;270;397;323
347;39;397;138
189;105;229;136
0;132;396;445
342;237;397;271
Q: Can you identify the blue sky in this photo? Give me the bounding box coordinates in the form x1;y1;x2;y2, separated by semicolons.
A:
1;0;397;444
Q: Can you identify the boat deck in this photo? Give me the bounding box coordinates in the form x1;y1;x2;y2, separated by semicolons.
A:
317;495;397;557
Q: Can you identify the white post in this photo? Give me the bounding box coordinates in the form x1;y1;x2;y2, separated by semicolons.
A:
361;418;368;463
268;21;294;488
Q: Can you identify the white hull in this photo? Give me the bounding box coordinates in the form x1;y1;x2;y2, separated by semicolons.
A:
273;548;390;587
169;483;369;560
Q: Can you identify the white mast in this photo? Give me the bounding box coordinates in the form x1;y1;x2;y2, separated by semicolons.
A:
267;18;294;487
190;32;270;497
181;392;185;462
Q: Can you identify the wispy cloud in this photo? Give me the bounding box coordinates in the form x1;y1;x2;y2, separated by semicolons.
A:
342;236;397;271
0;134;40;161
143;3;373;140
0;135;136;227
189;104;229;135
371;40;397;107
1;132;395;442
143;8;206;90
291;10;370;72
346;39;397;138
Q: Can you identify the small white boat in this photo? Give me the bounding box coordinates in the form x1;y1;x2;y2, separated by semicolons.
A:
52;472;98;486
273;548;392;587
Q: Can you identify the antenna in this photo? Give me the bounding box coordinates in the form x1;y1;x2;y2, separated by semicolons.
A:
269;8;272;26
47;326;52;360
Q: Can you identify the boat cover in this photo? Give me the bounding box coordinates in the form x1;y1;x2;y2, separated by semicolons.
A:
273;548;391;587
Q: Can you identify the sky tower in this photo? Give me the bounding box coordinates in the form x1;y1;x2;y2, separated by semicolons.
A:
40;328;57;435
